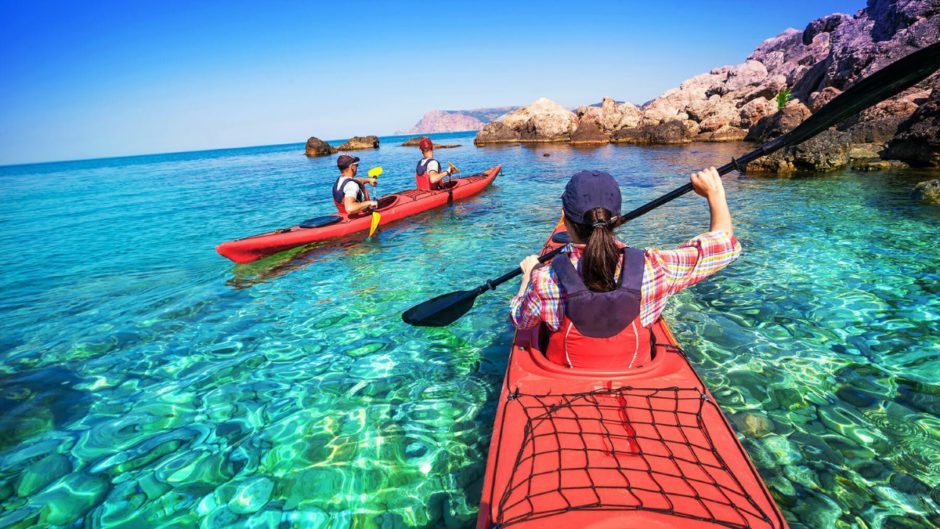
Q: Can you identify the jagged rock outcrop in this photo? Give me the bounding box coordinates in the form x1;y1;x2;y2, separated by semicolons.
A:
474;98;578;145
400;137;461;149
336;136;379;151
473;0;940;172
305;137;336;157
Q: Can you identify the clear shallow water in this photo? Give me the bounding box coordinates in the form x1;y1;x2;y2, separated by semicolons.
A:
0;132;938;528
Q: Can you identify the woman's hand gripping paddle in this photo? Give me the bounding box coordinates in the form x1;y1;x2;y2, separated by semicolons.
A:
368;166;383;237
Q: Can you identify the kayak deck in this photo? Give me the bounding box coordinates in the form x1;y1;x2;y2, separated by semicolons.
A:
477;221;788;529
216;165;500;263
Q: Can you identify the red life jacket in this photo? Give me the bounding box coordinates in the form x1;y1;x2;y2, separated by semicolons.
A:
545;247;653;370
415;158;441;191
332;176;370;214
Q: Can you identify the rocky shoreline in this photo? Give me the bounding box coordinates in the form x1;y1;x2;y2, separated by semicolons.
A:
474;0;939;179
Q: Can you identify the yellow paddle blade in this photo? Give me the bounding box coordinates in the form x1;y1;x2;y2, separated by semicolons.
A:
447;162;460;174
368;167;383;178
369;211;381;237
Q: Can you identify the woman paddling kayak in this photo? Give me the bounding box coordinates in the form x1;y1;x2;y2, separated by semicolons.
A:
511;167;740;370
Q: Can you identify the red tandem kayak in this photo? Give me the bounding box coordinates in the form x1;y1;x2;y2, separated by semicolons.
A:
476;219;788;529
217;165;500;263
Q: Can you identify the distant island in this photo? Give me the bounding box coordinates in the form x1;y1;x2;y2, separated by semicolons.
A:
397;107;519;134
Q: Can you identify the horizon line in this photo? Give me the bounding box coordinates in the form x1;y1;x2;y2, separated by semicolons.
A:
0;130;479;170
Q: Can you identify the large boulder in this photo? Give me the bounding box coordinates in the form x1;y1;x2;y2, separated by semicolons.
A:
570;117;610;145
883;85;940;167
745;101;812;143
745;129;851;174
697;126;749;142
336;135;379;151
304;136;336;157
611;120;694;145
575;97;643;133
474;97;578;144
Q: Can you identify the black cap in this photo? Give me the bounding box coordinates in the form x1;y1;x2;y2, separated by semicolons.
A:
561;170;622;224
337;154;360;170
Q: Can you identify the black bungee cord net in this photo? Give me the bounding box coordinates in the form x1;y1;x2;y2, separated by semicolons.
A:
491;349;776;529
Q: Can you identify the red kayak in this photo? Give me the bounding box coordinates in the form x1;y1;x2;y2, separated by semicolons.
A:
217;165;500;263
477;219;788;529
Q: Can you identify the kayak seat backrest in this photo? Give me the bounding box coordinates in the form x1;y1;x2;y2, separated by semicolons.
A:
536;323;657;361
299;215;342;229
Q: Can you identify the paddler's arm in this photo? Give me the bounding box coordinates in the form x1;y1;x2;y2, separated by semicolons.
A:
692;166;732;237
426;168;451;186
510;256;563;331
644;166;741;301
354;177;378;186
343;196;378;215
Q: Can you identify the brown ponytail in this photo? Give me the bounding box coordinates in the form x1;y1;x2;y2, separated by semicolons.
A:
566;208;621;292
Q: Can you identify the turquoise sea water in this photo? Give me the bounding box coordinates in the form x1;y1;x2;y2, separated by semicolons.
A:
0;132;938;528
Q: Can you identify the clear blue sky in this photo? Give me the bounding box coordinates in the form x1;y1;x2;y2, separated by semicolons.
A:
1;0;865;165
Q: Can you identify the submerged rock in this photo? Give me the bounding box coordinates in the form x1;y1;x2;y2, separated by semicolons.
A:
304;137;336;157
228;476;274;514
336;135;380;151
912;178;940;204
16;453;72;497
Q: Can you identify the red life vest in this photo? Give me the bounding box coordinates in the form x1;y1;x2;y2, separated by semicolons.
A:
545;247;653;370
415;158;441;191
332;176;370;214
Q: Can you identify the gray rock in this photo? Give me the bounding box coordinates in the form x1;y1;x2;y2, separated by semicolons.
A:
304;137;335;157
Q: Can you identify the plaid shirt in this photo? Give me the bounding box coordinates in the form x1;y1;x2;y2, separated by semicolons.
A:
510;231;742;330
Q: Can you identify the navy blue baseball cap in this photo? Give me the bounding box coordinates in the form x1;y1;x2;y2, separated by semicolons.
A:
561;170;622;224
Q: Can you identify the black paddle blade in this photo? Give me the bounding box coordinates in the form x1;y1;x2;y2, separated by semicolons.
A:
402;289;480;327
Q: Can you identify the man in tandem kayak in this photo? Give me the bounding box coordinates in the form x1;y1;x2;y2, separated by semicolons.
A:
332;154;378;215
415;137;455;191
511;167;740;370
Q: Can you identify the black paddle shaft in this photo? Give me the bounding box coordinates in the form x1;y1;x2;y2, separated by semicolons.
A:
403;41;940;326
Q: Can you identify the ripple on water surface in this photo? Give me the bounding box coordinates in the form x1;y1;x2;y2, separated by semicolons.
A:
0;136;938;528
